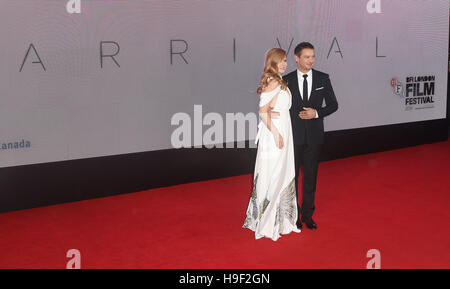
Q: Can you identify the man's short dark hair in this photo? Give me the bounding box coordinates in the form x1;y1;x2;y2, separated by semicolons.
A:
294;42;314;57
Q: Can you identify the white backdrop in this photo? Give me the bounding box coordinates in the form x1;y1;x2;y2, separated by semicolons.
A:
0;0;448;168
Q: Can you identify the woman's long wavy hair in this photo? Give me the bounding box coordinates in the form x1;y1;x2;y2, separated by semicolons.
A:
257;48;288;95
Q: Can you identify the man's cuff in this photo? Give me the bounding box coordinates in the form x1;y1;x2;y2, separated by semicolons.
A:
315;110;319;118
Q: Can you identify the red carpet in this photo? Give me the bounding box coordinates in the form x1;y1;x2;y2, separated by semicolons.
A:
0;141;449;269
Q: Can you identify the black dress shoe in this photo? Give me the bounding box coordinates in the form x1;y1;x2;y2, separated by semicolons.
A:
296;219;303;230
302;218;317;230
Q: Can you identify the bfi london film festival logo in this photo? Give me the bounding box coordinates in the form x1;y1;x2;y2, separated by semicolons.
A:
391;75;436;111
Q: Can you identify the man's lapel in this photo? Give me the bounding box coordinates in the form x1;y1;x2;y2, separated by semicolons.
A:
309;69;319;103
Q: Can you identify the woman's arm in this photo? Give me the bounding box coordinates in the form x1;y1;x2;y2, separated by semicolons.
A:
258;80;284;149
258;80;280;134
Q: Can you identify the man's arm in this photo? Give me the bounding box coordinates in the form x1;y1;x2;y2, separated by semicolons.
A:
316;75;338;118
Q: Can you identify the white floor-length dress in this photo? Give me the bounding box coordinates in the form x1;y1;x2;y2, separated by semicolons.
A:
242;84;301;241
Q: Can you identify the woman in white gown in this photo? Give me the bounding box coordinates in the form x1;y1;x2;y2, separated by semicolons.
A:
242;48;300;241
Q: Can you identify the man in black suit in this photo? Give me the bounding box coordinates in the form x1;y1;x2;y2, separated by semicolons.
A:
282;42;338;230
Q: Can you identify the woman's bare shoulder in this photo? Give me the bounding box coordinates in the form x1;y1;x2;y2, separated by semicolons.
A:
263;79;280;93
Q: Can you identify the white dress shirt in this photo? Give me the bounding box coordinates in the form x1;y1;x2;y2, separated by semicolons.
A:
296;69;318;118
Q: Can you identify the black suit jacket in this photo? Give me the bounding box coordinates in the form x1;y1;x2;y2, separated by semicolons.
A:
283;69;338;145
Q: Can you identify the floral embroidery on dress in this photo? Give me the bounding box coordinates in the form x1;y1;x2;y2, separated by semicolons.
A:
274;178;297;232
243;174;271;230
